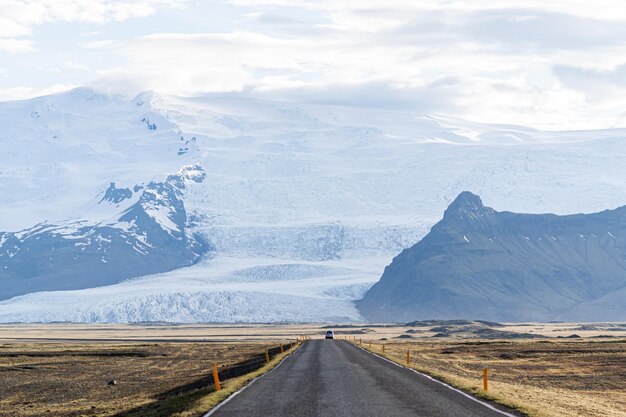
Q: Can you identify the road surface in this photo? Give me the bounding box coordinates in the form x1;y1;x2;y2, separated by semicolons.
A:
208;339;521;417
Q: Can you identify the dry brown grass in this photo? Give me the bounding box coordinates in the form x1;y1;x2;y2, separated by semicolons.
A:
1;323;624;417
358;338;626;417
0;342;290;417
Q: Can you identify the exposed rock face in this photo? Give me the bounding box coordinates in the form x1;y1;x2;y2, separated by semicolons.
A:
0;167;210;300
101;183;133;205
358;192;626;322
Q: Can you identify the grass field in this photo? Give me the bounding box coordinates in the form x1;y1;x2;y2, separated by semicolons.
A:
359;338;626;417
0;341;296;417
1;322;624;417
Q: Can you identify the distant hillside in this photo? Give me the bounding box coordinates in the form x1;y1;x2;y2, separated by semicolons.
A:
359;192;626;322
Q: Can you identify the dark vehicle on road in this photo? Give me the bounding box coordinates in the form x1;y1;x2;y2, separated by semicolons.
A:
325;330;334;339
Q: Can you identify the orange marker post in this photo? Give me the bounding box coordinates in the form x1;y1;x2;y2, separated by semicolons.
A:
483;368;488;392
212;363;221;391
406;350;410;365
265;349;270;364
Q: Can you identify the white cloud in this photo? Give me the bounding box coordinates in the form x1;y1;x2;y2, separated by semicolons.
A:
0;83;77;101
0;0;182;30
0;0;185;52
0;38;35;53
5;0;626;129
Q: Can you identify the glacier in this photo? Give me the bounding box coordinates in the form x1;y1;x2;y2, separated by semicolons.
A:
2;87;626;322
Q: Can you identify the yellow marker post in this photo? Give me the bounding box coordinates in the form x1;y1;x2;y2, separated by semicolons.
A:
483;368;488;392
406;350;410;365
265;349;270;364
212;363;221;391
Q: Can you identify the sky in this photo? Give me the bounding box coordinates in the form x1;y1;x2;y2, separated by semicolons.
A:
2;0;626;129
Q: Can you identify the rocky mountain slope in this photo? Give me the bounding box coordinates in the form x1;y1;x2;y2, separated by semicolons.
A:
0;166;208;299
359;192;626;322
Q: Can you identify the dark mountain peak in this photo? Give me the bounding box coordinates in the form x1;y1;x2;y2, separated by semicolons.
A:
443;191;495;221
359;195;626;323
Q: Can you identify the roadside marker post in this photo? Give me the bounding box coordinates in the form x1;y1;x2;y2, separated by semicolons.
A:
406;350;410;365
382;345;385;353
280;344;284;353
265;349;270;364
368;341;371;349
483;368;488;392
212;363;221;391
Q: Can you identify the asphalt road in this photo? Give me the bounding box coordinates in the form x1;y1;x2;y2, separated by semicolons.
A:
207;339;521;417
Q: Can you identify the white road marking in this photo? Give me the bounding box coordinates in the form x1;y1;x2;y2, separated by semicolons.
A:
203;343;303;417
352;342;520;417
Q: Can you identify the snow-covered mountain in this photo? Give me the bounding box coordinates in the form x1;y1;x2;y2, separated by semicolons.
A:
0;167;208;300
2;87;626;322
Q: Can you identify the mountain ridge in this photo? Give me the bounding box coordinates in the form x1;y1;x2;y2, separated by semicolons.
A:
359;192;626;322
0;166;209;300
3;88;626;322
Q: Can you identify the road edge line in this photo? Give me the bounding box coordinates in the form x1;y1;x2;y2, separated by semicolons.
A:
203;342;304;417
350;342;521;417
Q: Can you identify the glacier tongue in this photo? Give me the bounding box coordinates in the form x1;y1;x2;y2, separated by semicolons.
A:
0;256;381;323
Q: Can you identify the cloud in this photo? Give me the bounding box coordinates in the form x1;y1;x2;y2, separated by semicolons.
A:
0;0;184;52
0;83;76;101
259;79;462;114
555;64;626;91
0;38;35;53
5;0;626;129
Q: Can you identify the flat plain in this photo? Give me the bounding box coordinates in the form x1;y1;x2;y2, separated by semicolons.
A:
0;322;624;417
0;342;290;417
